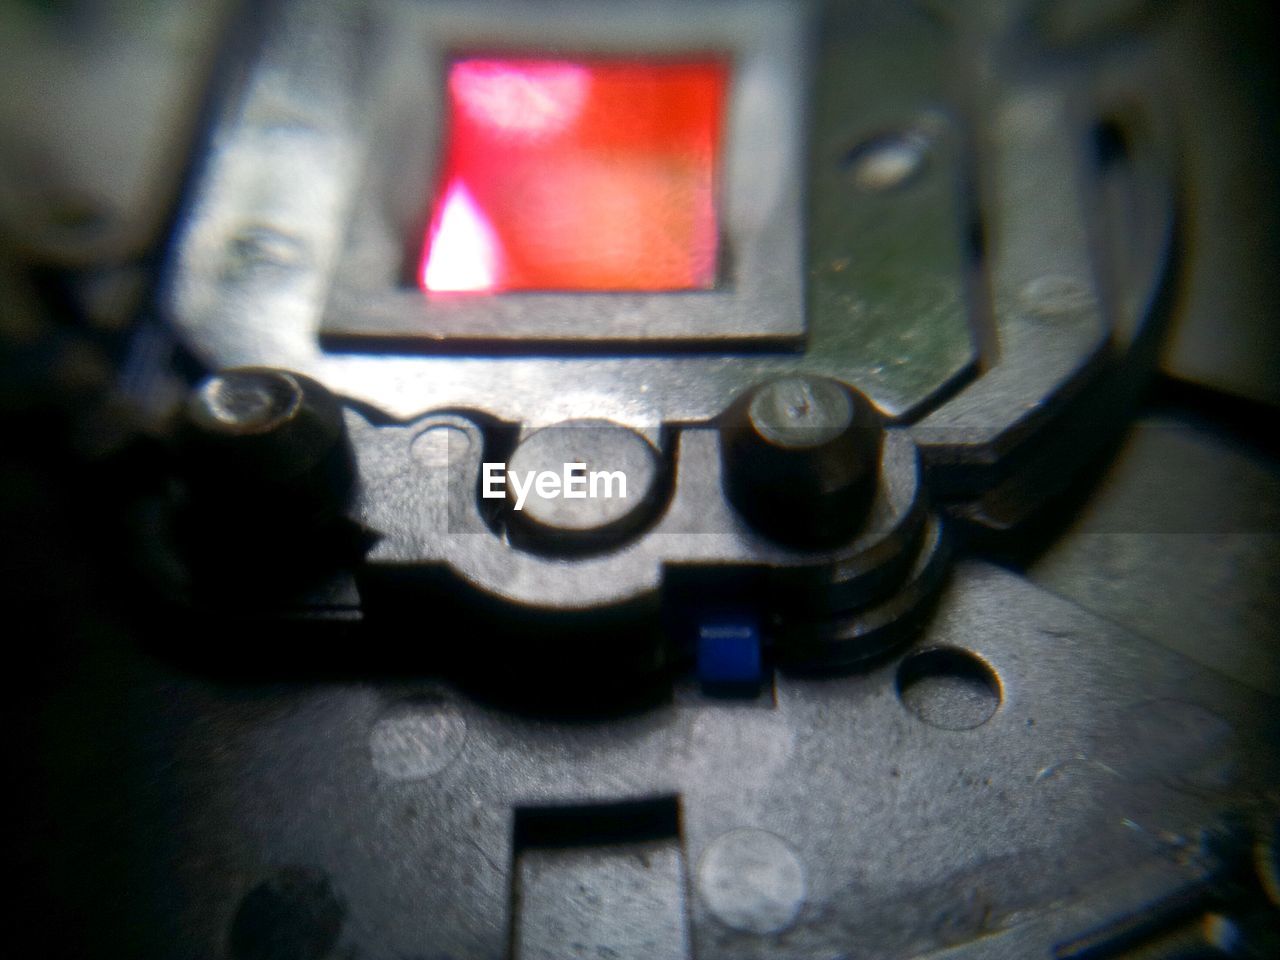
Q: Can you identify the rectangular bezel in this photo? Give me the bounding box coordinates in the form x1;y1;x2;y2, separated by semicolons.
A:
318;1;808;350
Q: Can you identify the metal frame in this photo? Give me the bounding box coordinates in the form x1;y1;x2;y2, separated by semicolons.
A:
320;0;808;347
160;0;980;425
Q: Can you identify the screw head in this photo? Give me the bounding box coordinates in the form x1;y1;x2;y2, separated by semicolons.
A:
189;368;303;435
182;367;351;519
746;377;856;450
721;376;883;547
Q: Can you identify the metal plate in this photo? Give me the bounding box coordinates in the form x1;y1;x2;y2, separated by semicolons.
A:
321;2;807;347
161;0;978;423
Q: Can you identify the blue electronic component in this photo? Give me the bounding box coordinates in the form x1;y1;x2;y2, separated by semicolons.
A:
696;618;763;687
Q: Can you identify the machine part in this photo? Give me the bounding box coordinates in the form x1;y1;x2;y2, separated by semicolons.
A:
696;618;765;692
318;4;799;348
158;0;1181;539
17;562;1272;959
721;376;884;548
914;82;1167;494
774;512;949;670
5;0;1278;958
910;0;1181;529
342;399;938;673
161;0;976;423
182;367;354;523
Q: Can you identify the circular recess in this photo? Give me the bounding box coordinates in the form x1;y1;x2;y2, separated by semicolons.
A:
502;419;663;551
844;131;931;192
229;867;344;960
698;828;806;935
409;422;472;468
369;697;467;781
897;648;1001;730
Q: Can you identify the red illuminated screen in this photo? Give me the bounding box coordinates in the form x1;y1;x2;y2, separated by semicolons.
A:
420;58;728;293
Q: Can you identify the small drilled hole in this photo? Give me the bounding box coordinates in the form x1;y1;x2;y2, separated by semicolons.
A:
897;647;1001;730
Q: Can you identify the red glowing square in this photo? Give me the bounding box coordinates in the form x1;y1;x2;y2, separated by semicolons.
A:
420;57;728;293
